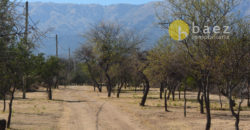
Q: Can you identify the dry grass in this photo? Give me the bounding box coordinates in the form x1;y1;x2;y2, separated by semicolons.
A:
0;86;249;130
97;87;250;130
0;88;63;130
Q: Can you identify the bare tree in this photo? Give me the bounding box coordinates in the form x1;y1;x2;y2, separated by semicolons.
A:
80;22;143;97
156;0;242;129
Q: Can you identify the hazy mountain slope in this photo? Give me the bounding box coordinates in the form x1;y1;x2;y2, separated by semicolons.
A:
29;2;163;56
28;1;249;56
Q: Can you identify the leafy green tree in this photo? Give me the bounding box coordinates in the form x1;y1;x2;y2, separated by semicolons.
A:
5;43;27;128
0;0;26;128
70;63;92;85
41;56;61;100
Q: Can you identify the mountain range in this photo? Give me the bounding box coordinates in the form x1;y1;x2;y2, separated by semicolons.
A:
27;1;249;56
28;2;164;56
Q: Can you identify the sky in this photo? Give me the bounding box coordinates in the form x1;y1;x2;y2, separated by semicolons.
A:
23;0;162;5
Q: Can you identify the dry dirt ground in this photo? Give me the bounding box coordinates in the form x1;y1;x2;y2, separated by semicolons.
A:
0;85;250;130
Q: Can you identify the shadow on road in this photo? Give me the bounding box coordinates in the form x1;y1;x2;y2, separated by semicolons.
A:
52;99;90;103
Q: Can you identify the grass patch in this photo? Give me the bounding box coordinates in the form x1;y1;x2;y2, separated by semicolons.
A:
157;103;162;107
42;106;46;110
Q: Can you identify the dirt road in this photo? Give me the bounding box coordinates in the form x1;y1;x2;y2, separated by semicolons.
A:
1;85;249;130
57;86;144;130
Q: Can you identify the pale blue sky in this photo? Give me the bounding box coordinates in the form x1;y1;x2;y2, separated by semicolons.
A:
23;0;161;5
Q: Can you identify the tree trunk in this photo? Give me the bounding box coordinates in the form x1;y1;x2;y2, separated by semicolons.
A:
7;87;16;128
219;90;223;110
164;89;168;112
95;82;102;92
143;84;146;94
22;76;26;99
87;63;101;92
172;85;176;101
220;82;242;130
140;74;150;106
247;86;250;107
99;84;102;92
204;84;211;130
104;72;112;97
172;91;175;101
54;78;58;89
48;86;52;100
184;84;187;117
197;84;204;114
160;82;164;99
235;115;240;130
229;97;240;130
228;89;242;130
178;87;181;100
117;83;123;98
248;95;250;107
108;85;112;97
167;87;171;100
3;94;6;112
201;95;204;113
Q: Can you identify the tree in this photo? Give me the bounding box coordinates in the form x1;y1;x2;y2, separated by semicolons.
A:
81;22;142;97
217;19;249;130
85;22;122;97
146;36;188;106
5;43;28;128
0;65;11;112
41;56;61;100
156;0;242;129
145;36;170;100
70;63;92;85
0;0;50;128
130;50;151;106
0;0;25;128
76;44;103;92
